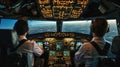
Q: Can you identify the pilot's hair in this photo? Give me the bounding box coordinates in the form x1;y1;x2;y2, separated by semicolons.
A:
91;18;108;37
13;20;29;35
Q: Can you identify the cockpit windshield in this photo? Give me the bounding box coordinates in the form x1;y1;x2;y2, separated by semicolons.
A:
62;20;91;34
0;19;57;34
28;20;56;34
0;18;118;43
62;19;118;43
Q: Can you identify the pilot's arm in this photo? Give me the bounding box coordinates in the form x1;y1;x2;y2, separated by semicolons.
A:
75;43;93;64
33;41;44;56
75;44;86;63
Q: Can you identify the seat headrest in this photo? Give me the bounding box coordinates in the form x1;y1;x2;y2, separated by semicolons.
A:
112;36;120;45
112;36;120;54
0;29;18;48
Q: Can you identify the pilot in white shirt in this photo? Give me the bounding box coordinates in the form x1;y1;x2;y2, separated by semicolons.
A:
74;18;113;67
13;19;44;67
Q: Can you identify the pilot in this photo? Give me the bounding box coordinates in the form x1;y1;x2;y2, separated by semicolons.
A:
74;18;111;67
13;19;44;67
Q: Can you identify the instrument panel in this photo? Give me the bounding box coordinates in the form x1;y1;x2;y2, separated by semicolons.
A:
29;32;92;67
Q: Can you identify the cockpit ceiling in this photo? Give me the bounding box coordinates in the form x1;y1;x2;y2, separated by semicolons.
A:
0;0;120;20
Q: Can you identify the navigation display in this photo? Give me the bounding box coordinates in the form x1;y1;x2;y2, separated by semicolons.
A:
49;51;55;56
37;41;43;46
36;41;43;49
76;41;83;50
64;51;70;56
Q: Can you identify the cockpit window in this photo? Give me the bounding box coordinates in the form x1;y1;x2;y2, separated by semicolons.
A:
0;19;57;34
62;20;92;34
105;19;118;43
62;19;118;43
28;20;57;34
0;19;17;29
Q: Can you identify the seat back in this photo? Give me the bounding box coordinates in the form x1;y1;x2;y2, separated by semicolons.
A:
111;36;120;55
0;29;32;67
18;39;32;67
111;36;120;66
0;29;19;67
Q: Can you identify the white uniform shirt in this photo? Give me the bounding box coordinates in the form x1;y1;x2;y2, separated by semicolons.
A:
17;36;43;67
75;36;113;67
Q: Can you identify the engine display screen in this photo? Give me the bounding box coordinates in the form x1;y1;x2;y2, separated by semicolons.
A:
36;41;43;49
56;41;64;51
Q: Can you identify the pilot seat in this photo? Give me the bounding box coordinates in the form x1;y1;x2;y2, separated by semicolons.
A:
0;29;32;67
0;29;19;67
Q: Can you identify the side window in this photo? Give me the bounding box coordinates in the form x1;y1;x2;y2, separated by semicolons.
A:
0;19;17;29
104;19;118;43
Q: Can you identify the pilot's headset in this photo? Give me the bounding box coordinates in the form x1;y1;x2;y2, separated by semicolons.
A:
90;18;109;34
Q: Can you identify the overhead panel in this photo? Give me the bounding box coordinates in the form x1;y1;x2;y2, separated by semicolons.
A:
38;0;89;20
